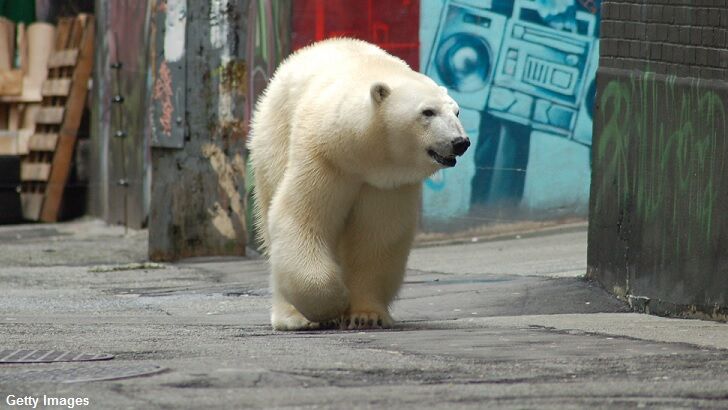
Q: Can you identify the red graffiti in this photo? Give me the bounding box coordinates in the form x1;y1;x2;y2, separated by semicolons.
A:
292;0;420;70
153;60;174;137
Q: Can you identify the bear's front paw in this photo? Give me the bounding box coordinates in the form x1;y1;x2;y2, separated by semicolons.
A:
271;303;341;331
342;310;393;330
272;312;321;331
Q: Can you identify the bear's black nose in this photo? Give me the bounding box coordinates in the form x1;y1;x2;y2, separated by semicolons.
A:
452;137;470;156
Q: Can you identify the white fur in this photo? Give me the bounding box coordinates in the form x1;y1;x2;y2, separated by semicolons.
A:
248;38;466;330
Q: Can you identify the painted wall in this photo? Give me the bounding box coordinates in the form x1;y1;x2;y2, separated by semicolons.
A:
244;0;292;250
238;0;600;238
89;0;602;243
291;0;420;70
588;2;728;318
420;0;600;230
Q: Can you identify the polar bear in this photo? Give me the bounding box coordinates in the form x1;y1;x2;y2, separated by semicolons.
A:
248;38;469;330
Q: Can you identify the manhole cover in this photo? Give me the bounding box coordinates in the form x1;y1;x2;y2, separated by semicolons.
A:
0;363;167;383
0;350;113;363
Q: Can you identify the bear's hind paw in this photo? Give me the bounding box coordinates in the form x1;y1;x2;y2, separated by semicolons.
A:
342;311;393;330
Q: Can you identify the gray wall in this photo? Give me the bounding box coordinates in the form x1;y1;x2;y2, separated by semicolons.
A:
588;1;728;318
148;0;250;260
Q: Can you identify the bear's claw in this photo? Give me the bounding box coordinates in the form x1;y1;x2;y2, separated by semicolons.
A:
342;311;393;330
319;318;340;330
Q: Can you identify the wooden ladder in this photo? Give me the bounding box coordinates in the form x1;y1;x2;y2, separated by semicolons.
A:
20;14;94;221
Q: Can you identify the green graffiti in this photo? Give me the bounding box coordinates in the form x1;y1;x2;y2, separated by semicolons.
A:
245;1;292;252
595;72;726;260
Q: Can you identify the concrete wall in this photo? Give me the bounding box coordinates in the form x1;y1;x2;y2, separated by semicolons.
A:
588;1;728;318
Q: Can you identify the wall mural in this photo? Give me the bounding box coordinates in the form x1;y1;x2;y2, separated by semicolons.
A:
420;0;600;229
291;0;420;70
243;0;601;242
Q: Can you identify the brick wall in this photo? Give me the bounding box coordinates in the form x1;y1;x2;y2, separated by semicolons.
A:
599;1;728;78
588;2;728;319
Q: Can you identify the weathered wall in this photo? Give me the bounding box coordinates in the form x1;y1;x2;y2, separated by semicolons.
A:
91;0;152;229
148;0;251;260
588;1;728;318
420;0;600;230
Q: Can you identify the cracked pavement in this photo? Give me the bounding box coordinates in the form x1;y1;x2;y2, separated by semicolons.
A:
2;220;728;409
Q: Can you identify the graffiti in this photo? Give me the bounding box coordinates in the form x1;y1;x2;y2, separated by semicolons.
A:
239;0;600;237
595;72;727;259
292;0;420;69
150;0;186;149
420;0;599;227
244;0;292;249
153;60;173;137
244;0;291;125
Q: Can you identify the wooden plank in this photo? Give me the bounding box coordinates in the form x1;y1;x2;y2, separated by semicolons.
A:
21;163;52;181
97;1;153;228
0;129;32;155
0;70;22;95
35;106;65;124
21;192;44;220
47;49;79;68
41;15;95;222
0;130;20;155
68;15;87;48
41;79;72;96
54;18;73;50
28;132;58;151
0;93;42;103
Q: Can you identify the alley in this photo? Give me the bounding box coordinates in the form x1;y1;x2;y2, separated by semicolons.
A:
2;220;728;409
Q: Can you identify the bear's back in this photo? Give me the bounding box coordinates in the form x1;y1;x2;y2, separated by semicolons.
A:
272;38;412;102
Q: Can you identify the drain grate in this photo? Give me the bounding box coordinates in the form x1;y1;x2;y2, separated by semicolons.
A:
0;350;113;363
0;363;167;383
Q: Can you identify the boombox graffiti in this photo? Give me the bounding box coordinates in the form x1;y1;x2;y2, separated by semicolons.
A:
422;0;600;226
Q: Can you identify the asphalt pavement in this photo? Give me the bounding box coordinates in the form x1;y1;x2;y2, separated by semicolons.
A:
2;219;728;409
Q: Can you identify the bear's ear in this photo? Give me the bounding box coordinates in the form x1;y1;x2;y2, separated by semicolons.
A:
370;82;391;105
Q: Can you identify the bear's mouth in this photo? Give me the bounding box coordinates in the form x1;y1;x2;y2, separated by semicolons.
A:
427;149;456;167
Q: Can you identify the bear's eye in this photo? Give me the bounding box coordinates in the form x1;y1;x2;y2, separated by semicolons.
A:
455;110;460;117
422;109;436;117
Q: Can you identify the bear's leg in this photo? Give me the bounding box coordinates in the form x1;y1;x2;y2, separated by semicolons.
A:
271;295;319;330
339;184;420;329
341;241;410;329
270;294;341;331
268;161;360;326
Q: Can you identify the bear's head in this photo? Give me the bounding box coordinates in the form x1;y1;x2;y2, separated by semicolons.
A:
364;76;470;188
